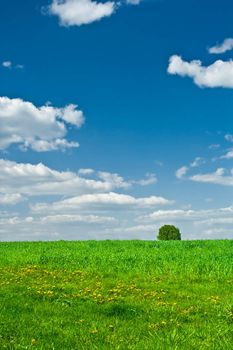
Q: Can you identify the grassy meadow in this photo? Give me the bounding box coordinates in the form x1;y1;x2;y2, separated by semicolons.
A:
0;240;233;349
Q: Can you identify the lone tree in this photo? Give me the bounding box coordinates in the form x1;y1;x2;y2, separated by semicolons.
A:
157;225;181;240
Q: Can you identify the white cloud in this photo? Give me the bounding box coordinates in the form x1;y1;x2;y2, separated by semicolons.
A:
217;135;233;159
142;209;204;222
175;166;188;179
49;0;116;26
134;206;229;239
209;38;233;54
0;164;173;239
110;223;157;234
0;97;84;151
0;216;34;226
126;0;141;4
2;61;12;68
190;168;233;186
202;227;233;238
0;160;161;200
97;171;130;189
60;103;84;127
32;192;173;213
0;215;114;230
2;203;232;241
137;206;233;239
48;0;143;27
190;157;205;168
97;172;157;188
141;206;233;223
20;138;80;152
175;151;233;186
131;173;157;186
176;158;205;180
0;213;158;241
0;193;24;205
0;159;131;196
198;217;233;225
78;168;95;175
2;61;24;70
225;134;233;143
40;214;116;224
168;55;233;88
220;149;233;159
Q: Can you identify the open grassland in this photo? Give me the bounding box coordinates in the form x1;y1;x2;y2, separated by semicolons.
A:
0;240;233;349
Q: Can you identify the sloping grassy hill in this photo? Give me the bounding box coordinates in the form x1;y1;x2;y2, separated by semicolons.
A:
0;240;233;349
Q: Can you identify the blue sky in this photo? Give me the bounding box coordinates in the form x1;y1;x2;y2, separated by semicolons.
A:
1;0;233;240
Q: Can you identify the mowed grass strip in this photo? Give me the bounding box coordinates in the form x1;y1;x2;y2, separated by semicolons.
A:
0;240;233;349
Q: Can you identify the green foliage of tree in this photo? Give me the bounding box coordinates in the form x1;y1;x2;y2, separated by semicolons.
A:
157;225;181;240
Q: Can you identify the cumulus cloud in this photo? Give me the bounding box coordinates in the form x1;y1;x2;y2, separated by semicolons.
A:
97;172;157;188
220;150;233;159
142;209;207;222
32;192;173;213
2;61;12;68
175;166;188;179
78;168;95;175
48;0;116;26
20;138;80;152
209;38;233;54
190;168;233;186
47;0;143;27
0;97;84;151
175;151;233;186
0;193;24;205
0;159;132;196
97;171;130;189
0;159;164;200
176;157;205;180
218;135;233;159
2;61;24;69
168;55;233;88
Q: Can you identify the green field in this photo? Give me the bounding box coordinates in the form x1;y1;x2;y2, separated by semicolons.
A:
0;240;233;349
